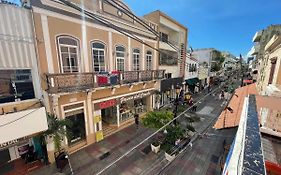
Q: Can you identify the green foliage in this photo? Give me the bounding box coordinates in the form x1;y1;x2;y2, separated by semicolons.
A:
142;111;173;130
43;113;73;152
211;50;226;72
165;125;185;145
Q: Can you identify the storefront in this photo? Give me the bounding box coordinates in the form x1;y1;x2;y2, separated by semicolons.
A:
185;78;199;93
61;102;87;148
92;90;153;139
159;77;183;108
0;107;48;171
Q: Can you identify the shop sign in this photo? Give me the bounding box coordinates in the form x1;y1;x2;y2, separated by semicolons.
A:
120;91;151;103
0;136;28;149
98;99;117;109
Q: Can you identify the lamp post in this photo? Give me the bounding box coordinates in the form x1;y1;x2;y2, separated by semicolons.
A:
173;85;181;125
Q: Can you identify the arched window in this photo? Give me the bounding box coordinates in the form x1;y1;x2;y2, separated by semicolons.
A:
57;36;79;73
92;42;105;72
116;46;125;71
133;49;140;70
146;51;152;70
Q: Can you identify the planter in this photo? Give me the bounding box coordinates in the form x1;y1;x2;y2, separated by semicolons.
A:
165;151;176;161
151;143;160;153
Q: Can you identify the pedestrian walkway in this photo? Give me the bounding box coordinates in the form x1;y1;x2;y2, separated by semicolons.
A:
29;84;221;175
29;125;154;175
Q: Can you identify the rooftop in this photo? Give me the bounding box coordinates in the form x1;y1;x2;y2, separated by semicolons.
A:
214;83;258;129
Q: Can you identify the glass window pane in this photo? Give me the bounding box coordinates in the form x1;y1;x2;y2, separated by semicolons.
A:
116;52;124;57
116;46;125;52
59;37;78;46
0;69;35;103
93;42;105;49
133;49;140;53
61;46;68;53
69;47;77;53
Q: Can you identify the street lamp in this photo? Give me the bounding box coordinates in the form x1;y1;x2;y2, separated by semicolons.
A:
173;85;181;125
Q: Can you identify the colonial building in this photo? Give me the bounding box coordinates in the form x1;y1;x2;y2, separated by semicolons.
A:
0;3;48;170
144;10;187;107
261;35;281;96
250;25;281;93
29;0;165;162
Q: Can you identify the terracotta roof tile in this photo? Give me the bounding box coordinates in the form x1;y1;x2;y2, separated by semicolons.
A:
213;83;258;129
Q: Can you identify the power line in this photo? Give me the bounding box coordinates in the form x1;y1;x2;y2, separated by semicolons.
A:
96;84;225;175
55;0;189;68
105;0;180;51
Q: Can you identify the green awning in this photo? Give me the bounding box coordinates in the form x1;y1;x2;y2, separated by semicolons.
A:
185;78;199;85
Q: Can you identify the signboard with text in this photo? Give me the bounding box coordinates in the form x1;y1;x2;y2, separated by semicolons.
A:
120;91;151;103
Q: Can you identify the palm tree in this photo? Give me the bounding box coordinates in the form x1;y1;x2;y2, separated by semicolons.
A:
43;113;72;153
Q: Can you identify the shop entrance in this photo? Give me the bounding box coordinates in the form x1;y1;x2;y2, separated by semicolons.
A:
101;106;118;126
65;111;86;146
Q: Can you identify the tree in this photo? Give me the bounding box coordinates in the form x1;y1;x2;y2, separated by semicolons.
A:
43;113;73;152
142;111;174;129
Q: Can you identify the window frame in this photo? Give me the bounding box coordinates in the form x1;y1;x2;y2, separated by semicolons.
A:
146;50;152;70
132;48;140;71
91;41;106;72
57;35;80;73
115;45;126;71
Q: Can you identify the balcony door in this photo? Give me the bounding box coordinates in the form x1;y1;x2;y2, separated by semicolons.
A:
146;51;152;70
57;36;80;73
116;46;125;71
92;42;106;72
133;49;140;70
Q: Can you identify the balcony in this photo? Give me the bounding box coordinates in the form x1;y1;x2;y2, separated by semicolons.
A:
46;70;165;93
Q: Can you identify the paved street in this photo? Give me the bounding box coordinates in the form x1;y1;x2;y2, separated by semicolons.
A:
29;78;240;175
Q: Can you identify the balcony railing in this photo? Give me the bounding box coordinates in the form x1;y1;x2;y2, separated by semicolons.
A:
46;70;165;93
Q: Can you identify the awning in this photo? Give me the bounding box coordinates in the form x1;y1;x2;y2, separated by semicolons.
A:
185;78;199;86
0;107;48;145
160;77;183;92
213;83;258;129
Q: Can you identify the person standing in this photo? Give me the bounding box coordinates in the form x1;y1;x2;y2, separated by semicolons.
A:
134;114;139;129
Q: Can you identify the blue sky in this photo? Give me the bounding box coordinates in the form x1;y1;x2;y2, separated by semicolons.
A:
124;0;281;57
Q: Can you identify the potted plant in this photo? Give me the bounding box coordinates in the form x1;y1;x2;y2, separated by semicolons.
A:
151;140;161;153
142;111;173;153
43;113;72;171
163;142;176;161
163;125;184;161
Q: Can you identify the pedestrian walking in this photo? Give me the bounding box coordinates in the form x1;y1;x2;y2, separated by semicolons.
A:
219;90;225;100
134;114;139;129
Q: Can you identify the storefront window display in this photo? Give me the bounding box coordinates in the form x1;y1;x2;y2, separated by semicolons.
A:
119;98;147;122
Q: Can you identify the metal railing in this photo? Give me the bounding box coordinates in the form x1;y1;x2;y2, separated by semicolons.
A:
46;70;165;93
